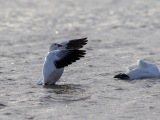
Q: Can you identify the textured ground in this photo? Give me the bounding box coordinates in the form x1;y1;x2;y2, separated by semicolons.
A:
0;0;160;120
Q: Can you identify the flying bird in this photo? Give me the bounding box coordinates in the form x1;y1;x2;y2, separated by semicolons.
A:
37;38;88;85
114;59;160;80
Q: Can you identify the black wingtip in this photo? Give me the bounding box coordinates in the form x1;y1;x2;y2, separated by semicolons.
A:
66;38;88;50
55;50;86;69
73;37;87;41
79;37;87;40
114;73;130;80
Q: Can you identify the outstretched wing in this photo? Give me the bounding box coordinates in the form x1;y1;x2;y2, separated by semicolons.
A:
54;50;86;69
60;38;88;50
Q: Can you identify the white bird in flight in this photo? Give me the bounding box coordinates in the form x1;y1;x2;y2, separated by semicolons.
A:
37;38;88;85
114;59;160;80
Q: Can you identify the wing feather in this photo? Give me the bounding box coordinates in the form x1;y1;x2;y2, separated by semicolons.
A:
61;38;88;49
54;50;86;69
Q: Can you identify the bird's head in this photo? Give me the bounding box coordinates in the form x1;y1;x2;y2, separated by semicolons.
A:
49;43;62;51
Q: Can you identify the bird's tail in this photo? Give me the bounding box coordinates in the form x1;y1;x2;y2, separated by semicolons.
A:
37;77;43;85
114;73;130;80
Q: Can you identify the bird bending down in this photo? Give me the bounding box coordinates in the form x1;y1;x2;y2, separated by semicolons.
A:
114;59;160;80
37;38;88;85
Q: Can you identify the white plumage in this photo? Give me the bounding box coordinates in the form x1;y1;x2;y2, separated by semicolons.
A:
114;59;160;80
37;38;87;85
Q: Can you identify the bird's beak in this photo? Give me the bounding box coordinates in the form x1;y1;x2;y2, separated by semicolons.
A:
58;44;62;47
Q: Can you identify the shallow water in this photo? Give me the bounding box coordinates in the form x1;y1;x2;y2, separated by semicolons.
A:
1;0;160;120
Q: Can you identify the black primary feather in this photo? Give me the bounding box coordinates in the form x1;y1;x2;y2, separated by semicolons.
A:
54;50;86;69
114;73;130;80
66;38;88;49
